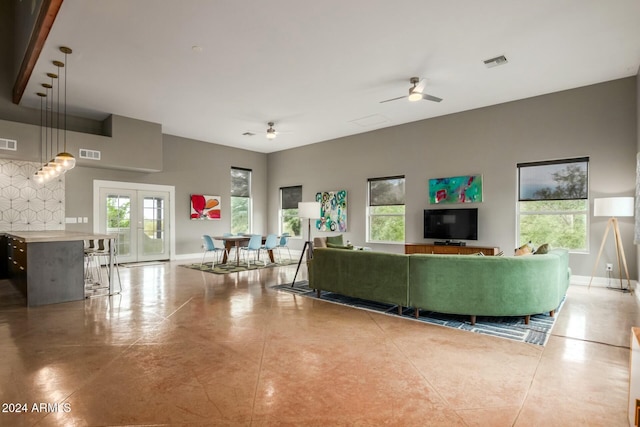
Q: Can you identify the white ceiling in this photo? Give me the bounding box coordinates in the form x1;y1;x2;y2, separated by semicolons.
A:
21;0;640;154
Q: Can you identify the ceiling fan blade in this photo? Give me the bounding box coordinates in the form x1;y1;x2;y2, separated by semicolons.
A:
422;93;443;102
379;95;407;104
413;78;427;93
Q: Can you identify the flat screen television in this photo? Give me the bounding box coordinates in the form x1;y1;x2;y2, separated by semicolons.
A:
424;208;478;241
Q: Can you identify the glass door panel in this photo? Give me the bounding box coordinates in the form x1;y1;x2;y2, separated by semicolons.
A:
99;187;170;263
138;192;169;261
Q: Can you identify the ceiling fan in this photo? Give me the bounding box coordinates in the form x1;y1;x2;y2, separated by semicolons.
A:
265;121;292;140
379;77;443;104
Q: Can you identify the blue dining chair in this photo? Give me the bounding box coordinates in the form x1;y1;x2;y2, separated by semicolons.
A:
201;235;225;268
240;234;264;267
261;234;279;264
276;233;291;262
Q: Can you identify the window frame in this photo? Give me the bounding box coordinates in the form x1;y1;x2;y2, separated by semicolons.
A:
366;175;406;244
517;157;589;253
279;185;302;238
230;166;252;234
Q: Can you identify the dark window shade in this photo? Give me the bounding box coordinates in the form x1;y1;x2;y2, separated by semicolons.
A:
231;167;251;197
281;186;302;209
518;157;588;201
368;176;405;206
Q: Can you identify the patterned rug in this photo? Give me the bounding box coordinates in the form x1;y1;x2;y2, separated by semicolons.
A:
273;281;563;346
181;258;299;274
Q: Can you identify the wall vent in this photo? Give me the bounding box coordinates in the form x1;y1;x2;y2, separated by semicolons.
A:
0;138;17;151
79;148;101;160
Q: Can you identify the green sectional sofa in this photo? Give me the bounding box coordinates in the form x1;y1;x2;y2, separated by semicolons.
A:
308;248;409;314
308;247;570;324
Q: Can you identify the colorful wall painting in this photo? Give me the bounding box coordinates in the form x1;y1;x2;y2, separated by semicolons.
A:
190;194;221;220
315;190;347;232
429;175;483;204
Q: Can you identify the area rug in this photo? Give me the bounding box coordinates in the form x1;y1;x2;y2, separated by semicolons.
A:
181;258;298;274
273;281;563;346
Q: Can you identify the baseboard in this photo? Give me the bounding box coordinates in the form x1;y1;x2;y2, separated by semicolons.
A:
571;274;637;290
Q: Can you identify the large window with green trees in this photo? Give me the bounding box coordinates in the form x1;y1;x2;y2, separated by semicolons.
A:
280;185;302;238
367;176;405;243
518;157;589;251
230;167;252;234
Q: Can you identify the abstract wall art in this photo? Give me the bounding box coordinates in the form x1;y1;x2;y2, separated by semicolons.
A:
315;190;347;232
429;175;483;204
190;194;221;220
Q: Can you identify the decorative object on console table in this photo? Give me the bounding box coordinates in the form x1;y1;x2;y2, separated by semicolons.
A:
190;194;221;220
291;201;322;286
316;190;347;232
429;175;483;204
405;243;499;256
589;197;634;292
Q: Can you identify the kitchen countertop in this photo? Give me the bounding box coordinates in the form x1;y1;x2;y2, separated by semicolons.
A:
4;230;113;243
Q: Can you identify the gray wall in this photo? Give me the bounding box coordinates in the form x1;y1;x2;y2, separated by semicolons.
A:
63;134;267;255
268;78;638;278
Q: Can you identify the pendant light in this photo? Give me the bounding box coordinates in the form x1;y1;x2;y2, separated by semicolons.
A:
33;46;75;183
34;92;47;184
39;81;56;181
54;47;75;171
45;72;60;180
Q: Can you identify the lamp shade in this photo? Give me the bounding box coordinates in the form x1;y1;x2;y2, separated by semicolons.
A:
298;201;321;219
593;197;635;217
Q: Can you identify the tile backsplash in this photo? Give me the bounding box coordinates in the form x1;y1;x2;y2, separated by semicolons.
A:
0;160;65;232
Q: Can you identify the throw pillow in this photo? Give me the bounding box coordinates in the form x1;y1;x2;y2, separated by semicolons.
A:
534;243;550;255
326;242;352;250
514;242;533;256
326;234;344;246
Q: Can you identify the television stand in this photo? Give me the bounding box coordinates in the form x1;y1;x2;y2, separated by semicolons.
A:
405;243;500;256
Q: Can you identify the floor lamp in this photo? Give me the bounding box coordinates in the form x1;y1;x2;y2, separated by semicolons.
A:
291;201;321;287
589;197;634;292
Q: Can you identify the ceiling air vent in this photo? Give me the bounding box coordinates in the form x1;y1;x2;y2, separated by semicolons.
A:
0;138;17;151
79;148;101;160
242;132;255;136
483;55;508;68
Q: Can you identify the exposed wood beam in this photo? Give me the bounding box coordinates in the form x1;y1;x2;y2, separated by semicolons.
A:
12;0;64;105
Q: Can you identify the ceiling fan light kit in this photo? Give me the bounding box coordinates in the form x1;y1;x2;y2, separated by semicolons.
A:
266;122;277;139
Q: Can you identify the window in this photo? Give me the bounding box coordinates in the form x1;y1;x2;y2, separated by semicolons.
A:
367;176;405;243
230;167;252;234
280;185;302;237
517;157;589;251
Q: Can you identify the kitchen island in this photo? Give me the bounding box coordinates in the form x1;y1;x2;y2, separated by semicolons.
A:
1;231;114;306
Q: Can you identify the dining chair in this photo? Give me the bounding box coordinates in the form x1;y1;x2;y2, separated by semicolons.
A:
276;232;291;262
241;234;264;267
201;235;225;268
261;234;279;264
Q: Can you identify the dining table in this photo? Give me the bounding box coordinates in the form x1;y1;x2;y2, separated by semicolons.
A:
211;235;276;266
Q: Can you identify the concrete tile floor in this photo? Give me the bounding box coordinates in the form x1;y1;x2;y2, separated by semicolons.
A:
0;262;636;426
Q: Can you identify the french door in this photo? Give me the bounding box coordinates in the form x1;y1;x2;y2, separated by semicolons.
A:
96;185;172;263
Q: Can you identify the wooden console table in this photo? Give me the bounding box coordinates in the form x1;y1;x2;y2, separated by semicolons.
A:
405;243;500;256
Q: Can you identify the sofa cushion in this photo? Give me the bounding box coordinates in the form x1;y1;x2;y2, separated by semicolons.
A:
326;234;344;246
